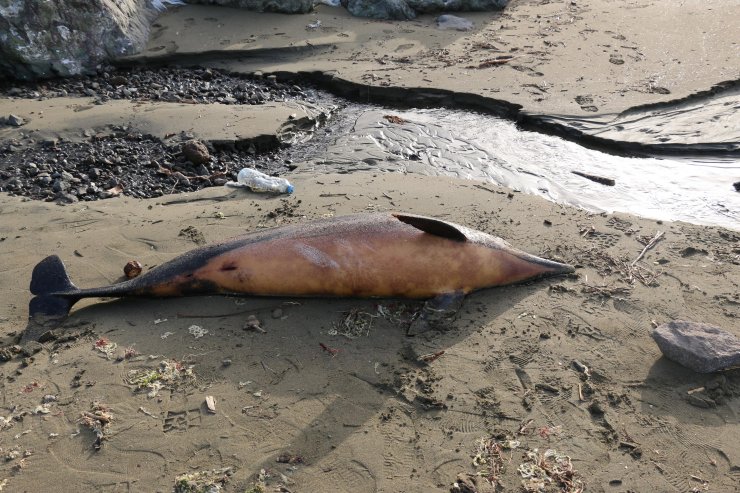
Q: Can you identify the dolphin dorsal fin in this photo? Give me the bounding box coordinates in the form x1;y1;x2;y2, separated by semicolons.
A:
392;213;467;242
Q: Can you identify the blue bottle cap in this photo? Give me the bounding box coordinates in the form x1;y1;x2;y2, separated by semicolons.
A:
286;184;294;194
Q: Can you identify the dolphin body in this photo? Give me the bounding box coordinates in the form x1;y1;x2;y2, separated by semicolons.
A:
25;213;573;341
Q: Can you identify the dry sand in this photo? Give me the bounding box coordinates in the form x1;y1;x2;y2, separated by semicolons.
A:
0;97;327;146
1;1;739;492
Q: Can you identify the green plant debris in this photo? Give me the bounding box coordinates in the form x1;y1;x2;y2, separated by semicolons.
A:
329;308;377;338
519;449;584;493
173;467;232;493
126;360;195;397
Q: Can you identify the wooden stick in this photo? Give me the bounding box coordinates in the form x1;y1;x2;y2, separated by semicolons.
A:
632;231;664;266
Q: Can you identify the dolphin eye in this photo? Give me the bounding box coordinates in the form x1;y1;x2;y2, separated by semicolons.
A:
221;263;238;271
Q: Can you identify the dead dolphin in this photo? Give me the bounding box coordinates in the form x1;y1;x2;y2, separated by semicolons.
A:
25;213;573;340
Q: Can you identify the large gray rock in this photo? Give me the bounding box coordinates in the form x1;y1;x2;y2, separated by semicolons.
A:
184;0;314;14
0;0;178;81
651;321;740;373
342;0;507;19
407;0;507;13
345;0;416;19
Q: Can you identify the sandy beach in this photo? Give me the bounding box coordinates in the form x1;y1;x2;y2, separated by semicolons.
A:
0;1;738;492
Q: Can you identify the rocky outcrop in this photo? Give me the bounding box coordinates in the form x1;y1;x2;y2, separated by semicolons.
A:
343;0;508;20
184;0;314;14
0;0;179;80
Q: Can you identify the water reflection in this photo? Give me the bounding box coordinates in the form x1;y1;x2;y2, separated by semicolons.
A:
308;107;739;230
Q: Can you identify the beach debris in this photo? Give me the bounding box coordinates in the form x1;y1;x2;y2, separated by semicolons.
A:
179;225;206;245
733;181;739;192
376;302;421;327
329;308;376;338
319;342;339;357
79;401;112;451
571;360;591;378
174;467;232;493
451;473;479;493
138;407;158;418
228;168;294;194
652;320;740;373
126;360;195;397
538;425;563;440
181;139;210;165
116;346;139;361
33;404;51;414
276;452;304;464
271;308;283;319
205;396;217;414
123;260;143;279
188;325;208;338
471;435;519;488
94;338;118;359
419;350;445;364
243;315;265;333
20;381;41;393
436;14;474;31
632;230;664;266
154;318;168;325
306;19;322;30
0;347;15;362
161;331;174;339
383;114;407;124
106;184;123;197
471;56;516;69
571;170;615;186
518;449;583;493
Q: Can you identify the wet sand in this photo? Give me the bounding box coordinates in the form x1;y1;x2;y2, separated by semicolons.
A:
128;1;740;150
1;173;738;492
1;1;739;492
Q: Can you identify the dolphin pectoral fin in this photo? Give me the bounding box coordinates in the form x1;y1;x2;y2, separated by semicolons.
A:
393;213;467;242
407;291;465;336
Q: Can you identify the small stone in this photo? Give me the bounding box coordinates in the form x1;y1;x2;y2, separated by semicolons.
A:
271;308;283;319
7;114;25;126
0;347;13;362
55;193;79;204
733;181;740;192
109;75;127;86
222;359;232;367
182;139;210;165
651;320;740;373
20;341;43;357
124;260;143;279
587;400;604;416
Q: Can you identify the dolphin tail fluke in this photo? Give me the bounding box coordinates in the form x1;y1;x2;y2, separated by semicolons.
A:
27;255;81;325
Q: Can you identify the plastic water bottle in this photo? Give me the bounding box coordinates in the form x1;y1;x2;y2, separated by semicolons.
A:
234;168;294;194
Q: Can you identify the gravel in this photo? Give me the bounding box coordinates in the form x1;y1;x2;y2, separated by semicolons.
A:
0;67;338;203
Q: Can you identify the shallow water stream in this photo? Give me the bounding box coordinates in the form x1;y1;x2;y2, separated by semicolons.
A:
298;105;739;230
